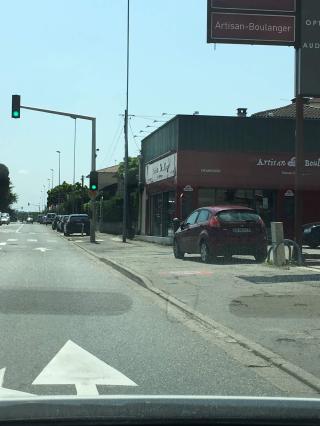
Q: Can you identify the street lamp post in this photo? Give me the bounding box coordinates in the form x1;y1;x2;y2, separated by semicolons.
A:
56;151;61;186
56;150;61;214
43;185;46;211
50;168;54;189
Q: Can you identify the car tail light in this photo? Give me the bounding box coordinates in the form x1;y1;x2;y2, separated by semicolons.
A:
209;215;220;228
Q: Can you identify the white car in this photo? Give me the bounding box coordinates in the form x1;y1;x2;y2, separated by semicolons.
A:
0;213;10;225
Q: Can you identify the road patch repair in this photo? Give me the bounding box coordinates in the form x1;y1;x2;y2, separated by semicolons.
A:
70;233;320;396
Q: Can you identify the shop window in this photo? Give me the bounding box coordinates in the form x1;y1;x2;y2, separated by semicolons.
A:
167;192;176;237
198;188;215;207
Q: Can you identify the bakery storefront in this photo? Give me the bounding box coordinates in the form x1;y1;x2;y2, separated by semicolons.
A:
141;113;320;239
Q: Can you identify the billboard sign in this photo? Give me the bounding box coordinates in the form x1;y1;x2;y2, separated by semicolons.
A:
210;0;296;12
297;0;320;97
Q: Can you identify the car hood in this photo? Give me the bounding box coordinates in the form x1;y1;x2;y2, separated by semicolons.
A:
0;396;319;423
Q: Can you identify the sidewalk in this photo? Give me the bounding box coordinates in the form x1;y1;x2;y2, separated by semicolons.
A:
71;233;320;382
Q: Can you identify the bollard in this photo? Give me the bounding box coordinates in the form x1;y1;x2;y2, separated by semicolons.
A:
271;222;286;266
81;223;84;237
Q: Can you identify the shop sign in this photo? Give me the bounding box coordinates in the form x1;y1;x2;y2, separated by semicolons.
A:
256;156;320;168
183;185;194;192
207;0;296;46
285;189;295;197
297;0;320;97
209;13;295;45
145;153;177;185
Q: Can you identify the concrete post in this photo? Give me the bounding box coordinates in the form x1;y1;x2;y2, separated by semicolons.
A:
271;222;286;266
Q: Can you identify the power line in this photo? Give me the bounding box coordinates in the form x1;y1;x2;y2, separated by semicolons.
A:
128;120;140;152
101;116;123;165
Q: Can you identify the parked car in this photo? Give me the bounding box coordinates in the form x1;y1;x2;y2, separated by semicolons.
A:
26;216;34;224
0;213;10;225
57;215;69;232
45;212;56;225
173;206;268;263
37;215;44;223
303;222;320;249
64;214;90;236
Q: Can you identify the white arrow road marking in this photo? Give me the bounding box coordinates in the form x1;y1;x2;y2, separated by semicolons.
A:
32;340;137;396
15;224;24;233
0;368;34;397
27;239;38;242
33;247;52;253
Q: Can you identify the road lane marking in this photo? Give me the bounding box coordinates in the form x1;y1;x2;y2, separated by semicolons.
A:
7;239;18;242
0;243;7;246
27;239;38;242
32;340;137;396
34;247;52;253
0;368;34;397
15;224;24;233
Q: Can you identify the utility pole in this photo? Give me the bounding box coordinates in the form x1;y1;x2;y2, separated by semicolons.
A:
81;175;84;188
122;0;130;243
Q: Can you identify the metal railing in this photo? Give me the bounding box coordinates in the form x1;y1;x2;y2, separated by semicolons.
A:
267;239;304;266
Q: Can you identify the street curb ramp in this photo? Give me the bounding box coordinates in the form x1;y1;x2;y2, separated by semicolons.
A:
73;241;320;394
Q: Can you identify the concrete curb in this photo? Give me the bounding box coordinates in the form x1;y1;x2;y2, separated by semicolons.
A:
74;240;320;394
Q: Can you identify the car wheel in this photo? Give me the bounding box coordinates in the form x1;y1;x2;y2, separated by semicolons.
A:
200;241;212;263
254;250;267;263
173;239;184;259
64;231;69;236
86;232;90;236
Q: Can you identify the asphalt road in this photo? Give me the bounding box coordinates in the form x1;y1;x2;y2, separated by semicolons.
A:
0;222;307;397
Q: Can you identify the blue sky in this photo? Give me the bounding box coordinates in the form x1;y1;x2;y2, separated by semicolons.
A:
0;0;295;210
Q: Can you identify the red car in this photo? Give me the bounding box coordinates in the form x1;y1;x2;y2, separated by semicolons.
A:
173;205;268;263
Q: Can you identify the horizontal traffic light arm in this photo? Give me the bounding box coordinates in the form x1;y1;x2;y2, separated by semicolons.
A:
20;105;95;121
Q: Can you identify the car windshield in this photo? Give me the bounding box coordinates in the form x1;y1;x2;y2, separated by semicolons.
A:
1;0;320;411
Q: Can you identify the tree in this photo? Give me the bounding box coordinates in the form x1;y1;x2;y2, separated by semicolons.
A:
47;181;89;213
0;164;18;212
117;157;139;186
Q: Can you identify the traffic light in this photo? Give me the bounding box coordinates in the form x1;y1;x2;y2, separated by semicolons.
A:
89;171;98;191
12;95;21;119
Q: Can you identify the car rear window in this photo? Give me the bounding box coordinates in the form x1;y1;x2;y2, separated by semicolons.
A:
217;210;260;223
70;216;89;222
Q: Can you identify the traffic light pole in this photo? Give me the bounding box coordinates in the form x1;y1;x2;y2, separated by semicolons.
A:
20;104;97;243
90;118;97;243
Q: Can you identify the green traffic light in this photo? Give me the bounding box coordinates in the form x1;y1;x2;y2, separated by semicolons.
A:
91;185;97;190
12;110;20;118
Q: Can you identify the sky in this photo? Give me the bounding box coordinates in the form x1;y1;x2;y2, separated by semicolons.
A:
0;0;295;211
